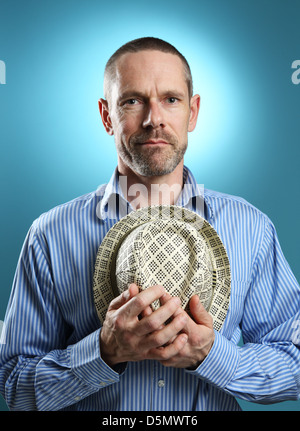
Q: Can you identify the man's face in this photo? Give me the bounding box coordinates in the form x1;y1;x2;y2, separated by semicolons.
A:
100;50;200;177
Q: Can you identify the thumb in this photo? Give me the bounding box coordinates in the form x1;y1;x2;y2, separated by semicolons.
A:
189;295;213;328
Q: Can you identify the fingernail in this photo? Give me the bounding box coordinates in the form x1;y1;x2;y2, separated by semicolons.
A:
182;334;188;343
194;295;200;305
123;290;130;300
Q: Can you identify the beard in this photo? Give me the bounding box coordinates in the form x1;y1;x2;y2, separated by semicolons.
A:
116;130;187;177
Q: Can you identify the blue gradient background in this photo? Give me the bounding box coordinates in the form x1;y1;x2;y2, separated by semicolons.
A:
0;0;299;411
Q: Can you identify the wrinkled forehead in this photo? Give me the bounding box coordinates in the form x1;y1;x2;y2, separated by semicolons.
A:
118;50;185;71
105;50;189;100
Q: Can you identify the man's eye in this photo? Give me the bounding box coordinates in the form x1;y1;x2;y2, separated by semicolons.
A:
167;97;178;104
125;99;138;105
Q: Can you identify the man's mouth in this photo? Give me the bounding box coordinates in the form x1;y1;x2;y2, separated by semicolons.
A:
139;139;170;146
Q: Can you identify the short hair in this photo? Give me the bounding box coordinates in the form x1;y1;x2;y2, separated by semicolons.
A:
103;37;193;101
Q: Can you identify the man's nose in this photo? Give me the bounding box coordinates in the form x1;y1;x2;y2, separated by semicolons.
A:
142;100;165;129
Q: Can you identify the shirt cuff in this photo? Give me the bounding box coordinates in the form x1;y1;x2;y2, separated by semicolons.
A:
186;330;240;388
70;328;126;389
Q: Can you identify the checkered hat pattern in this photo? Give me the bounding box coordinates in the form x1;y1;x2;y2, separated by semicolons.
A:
93;205;231;331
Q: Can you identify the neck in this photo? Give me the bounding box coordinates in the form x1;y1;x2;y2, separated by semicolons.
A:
118;160;184;209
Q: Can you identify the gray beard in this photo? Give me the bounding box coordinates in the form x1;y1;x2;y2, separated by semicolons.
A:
116;130;187;177
127;146;186;176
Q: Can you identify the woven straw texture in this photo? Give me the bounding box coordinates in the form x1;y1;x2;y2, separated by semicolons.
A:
93;205;231;331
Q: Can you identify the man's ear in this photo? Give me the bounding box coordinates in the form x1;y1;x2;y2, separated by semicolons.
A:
188;94;200;133
98;98;114;135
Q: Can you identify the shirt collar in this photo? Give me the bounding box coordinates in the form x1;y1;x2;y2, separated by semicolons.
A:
97;166;213;223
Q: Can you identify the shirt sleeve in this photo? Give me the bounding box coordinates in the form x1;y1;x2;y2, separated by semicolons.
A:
0;224;124;411
187;216;300;404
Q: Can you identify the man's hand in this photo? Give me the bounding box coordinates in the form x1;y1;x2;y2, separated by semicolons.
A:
100;284;189;367
157;292;215;369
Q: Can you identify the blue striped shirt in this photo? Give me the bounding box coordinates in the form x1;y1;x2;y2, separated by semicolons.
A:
0;166;299;411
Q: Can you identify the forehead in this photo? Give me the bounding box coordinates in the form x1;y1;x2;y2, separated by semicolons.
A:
113;50;188;94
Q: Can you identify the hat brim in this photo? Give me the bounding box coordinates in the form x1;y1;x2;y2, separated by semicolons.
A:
93;205;231;331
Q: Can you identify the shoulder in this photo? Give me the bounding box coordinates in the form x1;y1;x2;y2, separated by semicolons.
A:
31;186;107;234
204;188;271;230
205;188;265;214
205;187;255;207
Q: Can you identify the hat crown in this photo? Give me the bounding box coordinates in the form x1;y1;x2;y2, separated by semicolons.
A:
93;205;231;331
115;219;214;311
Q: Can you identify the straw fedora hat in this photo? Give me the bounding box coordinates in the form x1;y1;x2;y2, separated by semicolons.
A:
93;205;231;331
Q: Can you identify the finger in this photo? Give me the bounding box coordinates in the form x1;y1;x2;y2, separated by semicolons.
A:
137;296;181;336
140;305;153;318
149;332;188;361
107;283;140;311
160;291;178;306
128;283;140;298
160;292;172;303
140;291;176;323
160;292;184;317
108;289;131;311
158;291;190;340
125;285;166;318
189;295;213;328
144;311;188;348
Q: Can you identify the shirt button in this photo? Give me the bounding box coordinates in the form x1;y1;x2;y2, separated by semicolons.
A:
158;379;165;388
74;396;81;401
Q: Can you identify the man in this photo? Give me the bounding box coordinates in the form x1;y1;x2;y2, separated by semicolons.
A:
0;37;299;411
